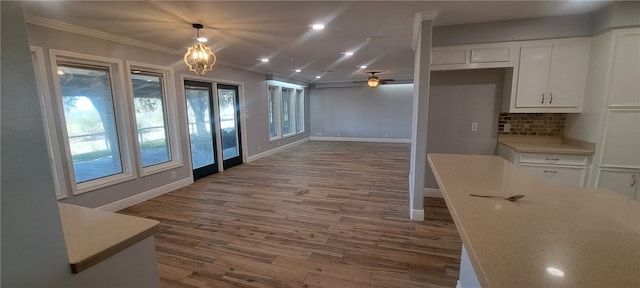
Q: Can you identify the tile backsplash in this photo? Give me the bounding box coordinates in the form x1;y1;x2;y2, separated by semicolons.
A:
498;113;566;136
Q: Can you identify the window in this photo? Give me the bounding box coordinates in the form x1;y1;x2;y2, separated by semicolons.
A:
266;81;305;141
57;63;127;184
295;89;305;134
128;62;182;175
131;72;170;167
282;88;294;136
268;86;279;140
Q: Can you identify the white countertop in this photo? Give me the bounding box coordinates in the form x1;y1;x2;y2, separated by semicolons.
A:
58;203;160;273
428;153;640;287
498;135;595;155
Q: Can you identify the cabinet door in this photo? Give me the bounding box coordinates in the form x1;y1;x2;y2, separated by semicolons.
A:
520;165;586;187
608;30;640;107
515;46;552;108
547;42;589;108
597;170;639;200
600;110;640;168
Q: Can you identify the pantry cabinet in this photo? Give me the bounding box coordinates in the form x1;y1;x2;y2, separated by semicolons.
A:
512;38;590;112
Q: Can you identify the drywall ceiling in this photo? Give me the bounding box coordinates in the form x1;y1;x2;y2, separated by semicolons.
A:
22;1;609;84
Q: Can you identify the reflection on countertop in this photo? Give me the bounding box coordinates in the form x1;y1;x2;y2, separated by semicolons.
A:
498;135;595;155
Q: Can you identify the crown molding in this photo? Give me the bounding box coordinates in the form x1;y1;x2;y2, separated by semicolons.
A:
412;10;439;50
24;14;180;55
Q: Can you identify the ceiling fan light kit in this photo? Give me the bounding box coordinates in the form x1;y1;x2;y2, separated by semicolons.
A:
367;76;380;88
184;23;216;76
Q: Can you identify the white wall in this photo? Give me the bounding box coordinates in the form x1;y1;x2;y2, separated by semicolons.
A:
309;84;413;140
425;69;504;189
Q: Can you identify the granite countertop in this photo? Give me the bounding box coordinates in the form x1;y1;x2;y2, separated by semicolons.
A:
58;203;160;273
498;135;595;155
428;153;640;288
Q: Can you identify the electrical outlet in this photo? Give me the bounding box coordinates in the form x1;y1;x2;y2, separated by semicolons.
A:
471;122;478;131
316;132;322;136
385;132;389;138
504;123;511;132
337;131;341;136
258;146;261;152
171;171;176;179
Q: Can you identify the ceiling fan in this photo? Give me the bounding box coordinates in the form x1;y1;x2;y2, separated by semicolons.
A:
353;71;394;88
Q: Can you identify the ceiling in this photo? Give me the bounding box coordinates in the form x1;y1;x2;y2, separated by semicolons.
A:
22;1;610;84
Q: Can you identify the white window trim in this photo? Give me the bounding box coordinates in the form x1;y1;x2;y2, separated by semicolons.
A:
125;61;183;177
295;89;305;134
268;85;282;142
267;80;305;142
49;49;136;195
31;46;68;199
281;87;296;138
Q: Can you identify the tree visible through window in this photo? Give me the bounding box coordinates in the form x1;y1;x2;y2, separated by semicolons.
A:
57;64;123;183
131;71;171;167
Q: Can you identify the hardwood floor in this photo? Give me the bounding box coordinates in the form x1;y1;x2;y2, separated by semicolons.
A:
120;141;462;288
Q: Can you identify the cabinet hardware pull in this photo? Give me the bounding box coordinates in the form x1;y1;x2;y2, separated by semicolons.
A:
544;170;558;174
632;175;637;187
545;158;560;161
550;93;553;104
541;93;545;104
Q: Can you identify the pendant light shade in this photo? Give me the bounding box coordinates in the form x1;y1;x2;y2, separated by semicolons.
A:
184;24;216;75
367;76;380;87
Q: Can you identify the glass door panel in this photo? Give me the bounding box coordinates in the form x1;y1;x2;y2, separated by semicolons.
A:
185;80;218;178
217;84;243;169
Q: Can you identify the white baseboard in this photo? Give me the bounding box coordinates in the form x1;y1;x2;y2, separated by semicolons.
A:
310;136;411;143
97;177;193;212
410;208;424;221
424;188;443;198
247;137;309;162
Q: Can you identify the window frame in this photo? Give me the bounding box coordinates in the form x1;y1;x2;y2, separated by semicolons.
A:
49;49;135;195
125;61;182;176
281;87;295;138
268;85;282;141
31;46;68;199
295;89;305;134
266;80;305;142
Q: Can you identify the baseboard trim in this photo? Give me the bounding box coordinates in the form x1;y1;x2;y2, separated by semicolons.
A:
424;188;443;198
310;136;411;143
97;177;193;212
247;137;309;162
410;208;425;221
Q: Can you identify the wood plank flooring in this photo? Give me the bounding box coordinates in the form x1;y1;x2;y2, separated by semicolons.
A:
120;141;462;288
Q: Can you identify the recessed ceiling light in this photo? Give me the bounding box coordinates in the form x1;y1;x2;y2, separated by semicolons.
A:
295;69;302;73
359;65;367;69
311;24;325;30
259;58;269;63
197;37;207;43
315;75;322;79
343;51;354;56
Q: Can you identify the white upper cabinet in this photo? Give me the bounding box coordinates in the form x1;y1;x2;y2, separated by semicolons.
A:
608;30;640;107
513;38;590;112
431;43;519;71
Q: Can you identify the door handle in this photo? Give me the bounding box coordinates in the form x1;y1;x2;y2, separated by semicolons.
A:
549;93;553;104
632;174;637;187
541;93;545;104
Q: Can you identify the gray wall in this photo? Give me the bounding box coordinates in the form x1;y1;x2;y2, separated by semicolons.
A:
309;84;413;139
425;69;504;189
433;13;594;47
1;2;73;286
26;23;308;208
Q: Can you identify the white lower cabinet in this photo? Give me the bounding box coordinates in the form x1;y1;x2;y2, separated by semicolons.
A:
520;165;586;187
497;144;589;187
596;169;640;200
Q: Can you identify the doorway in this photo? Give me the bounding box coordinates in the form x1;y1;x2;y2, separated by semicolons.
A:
217;84;243;169
184;80;218;179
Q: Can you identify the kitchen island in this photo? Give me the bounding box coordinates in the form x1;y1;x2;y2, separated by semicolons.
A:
427;153;640;288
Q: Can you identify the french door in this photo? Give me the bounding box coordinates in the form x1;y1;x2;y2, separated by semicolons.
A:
217;84;243;169
184;80;218;179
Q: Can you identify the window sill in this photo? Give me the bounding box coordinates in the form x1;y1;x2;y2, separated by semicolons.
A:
140;159;183;177
73;173;137;196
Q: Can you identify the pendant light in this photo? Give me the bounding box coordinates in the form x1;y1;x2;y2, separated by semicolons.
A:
184;23;216;75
